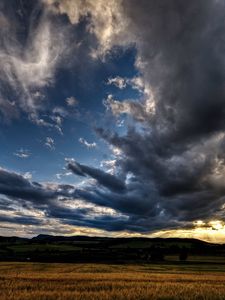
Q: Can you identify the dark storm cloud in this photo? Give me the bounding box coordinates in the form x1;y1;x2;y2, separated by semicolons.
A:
122;0;225;143
46;203;130;232
86;0;225;232
0;168;53;202
2;0;225;235
67;161;126;193
0;168;74;204
0;168;133;232
0;214;43;226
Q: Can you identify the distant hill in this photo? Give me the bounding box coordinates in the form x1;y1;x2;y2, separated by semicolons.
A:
31;234;213;244
0;235;224;263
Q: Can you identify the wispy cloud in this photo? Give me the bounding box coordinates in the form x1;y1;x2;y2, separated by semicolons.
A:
23;172;33;180
0;2;70;122
42;0;127;58
45;137;55;150
14;149;31;159
66;96;78;107
79;137;97;149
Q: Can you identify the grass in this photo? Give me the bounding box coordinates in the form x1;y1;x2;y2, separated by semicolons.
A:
112;241;194;249
1;262;225;299
8;244;81;253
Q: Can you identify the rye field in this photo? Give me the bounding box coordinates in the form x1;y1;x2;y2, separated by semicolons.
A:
1;262;225;300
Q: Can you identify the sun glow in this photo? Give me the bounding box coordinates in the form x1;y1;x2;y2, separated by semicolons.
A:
150;220;225;244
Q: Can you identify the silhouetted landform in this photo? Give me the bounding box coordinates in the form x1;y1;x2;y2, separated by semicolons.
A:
0;235;224;263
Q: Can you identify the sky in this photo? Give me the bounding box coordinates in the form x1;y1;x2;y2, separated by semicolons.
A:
1;0;225;242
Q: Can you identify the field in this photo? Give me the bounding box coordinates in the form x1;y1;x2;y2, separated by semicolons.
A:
1;262;225;300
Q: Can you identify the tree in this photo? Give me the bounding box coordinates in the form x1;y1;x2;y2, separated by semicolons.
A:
179;247;188;261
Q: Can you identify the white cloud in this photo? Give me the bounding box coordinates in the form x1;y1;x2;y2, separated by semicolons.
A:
116;119;124;127
106;76;155;117
107;76;145;91
104;90;155;122
79;137;97;149
110;145;122;157
23;172;33;180
100;159;116;174
14;149;31;159
66;96;78;107
107;76;127;89
45;137;55;150
30;105;69;135
0;99;18;123
55;171;72;180
42;0;128;58
0;6;70;121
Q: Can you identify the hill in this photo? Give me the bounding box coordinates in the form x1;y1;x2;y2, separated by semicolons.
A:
0;235;224;263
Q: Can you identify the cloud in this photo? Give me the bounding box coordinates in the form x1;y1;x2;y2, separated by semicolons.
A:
0;166;131;234
0;167;59;203
79;137;97;149
45;137;55;150
0;214;44;226
23;172;33;180
55;171;72;180
30;103;81;135
104;94;153;122
66;96;78;107
14;149;31;159
0;1;72;122
67;161;126;193
107;76;127;89
107;76;146;93
63;0;225;233
2;1;225;237
42;0;127;57
0;99;18;123
100;159;117;175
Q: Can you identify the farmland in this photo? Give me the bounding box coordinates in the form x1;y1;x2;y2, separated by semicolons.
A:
1;236;225;299
1;262;225;300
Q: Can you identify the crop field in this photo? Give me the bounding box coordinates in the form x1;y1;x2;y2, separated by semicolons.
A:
1;262;225;300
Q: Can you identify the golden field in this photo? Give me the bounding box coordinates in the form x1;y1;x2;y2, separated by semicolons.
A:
1;262;225;299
